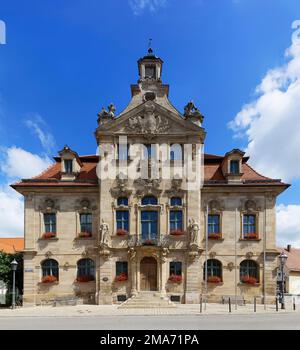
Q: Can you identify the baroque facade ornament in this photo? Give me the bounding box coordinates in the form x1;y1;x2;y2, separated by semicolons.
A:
165;179;185;198
134;178;162;197
97;103;116;125
183;101;204;123
126;102;170;135
99;220;110;246
188;219;199;247
110;177;132;198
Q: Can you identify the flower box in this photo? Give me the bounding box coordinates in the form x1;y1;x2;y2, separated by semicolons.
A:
207;276;222;283
42;232;57;239
208;233;222;240
115;272;128;282
116;229;129;236
243;233;258;239
76;275;95;283
241;276;258;284
41;275;58;283
170;229;185;236
78;232;92;238
168;274;182;283
143;239;156;246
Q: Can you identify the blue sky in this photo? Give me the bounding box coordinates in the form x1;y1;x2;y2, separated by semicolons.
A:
0;0;300;244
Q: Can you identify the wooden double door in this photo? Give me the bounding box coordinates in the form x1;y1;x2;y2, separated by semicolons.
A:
140;257;158;291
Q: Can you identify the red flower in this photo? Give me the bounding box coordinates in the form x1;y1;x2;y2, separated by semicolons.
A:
244;233;258;239
116;229;129;236
42;232;56;239
76;275;95;283
115;272;128;282
208;233;222;240
41;275;57;283
168;274;182;283
78;232;92;238
170;229;185;236
207;275;222;283
143;239;155;246
241;276;258;284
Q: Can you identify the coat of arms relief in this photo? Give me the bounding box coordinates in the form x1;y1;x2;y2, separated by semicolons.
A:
126;102;170;135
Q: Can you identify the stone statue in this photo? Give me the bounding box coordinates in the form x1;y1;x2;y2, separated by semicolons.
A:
99;220;110;246
97;103;116;125
183;101;204;123
128;247;136;261
107;103;116;117
189;219;199;246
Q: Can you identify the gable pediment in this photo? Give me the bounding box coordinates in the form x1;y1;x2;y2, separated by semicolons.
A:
96;101;204;138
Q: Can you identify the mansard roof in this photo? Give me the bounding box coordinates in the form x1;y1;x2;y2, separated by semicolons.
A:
11;153;289;191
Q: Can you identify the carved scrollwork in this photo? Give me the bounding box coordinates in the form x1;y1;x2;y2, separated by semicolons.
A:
39;198;59;212
246;251;254;259
165;179;185;198
227;262;234;271
110;177;132;198
126;102;170;135
134;178;162;198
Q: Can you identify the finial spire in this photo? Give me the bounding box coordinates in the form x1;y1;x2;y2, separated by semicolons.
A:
148;38;153;55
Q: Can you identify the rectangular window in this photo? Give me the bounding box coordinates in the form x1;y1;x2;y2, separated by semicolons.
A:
243;214;256;235
170;210;183;231
145;65;156;79
116;210;129;231
44;213;56;233
64;159;73;173
116;261;128;276
118;143;129;161
208;214;220;234
170;262;182;276
80;213;92;233
230;160;239;174
141;211;158;240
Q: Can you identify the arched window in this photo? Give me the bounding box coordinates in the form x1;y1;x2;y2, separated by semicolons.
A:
77;258;95;282
203;259;222;282
170;144;183;161
170;197;182;206
141;196;157;205
41;259;59;281
117;197;128;206
240;260;259;283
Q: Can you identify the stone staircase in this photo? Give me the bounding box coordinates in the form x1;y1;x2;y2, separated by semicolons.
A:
118;292;177;309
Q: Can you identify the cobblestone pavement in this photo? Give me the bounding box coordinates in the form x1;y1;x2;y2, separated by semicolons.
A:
0;302;299;317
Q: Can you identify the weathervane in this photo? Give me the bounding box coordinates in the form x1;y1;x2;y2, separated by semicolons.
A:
148;38;153;54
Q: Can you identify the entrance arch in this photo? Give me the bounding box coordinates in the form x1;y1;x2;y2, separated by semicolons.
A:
140;257;158;291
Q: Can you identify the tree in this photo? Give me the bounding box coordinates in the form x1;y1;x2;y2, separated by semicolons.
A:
0;251;23;300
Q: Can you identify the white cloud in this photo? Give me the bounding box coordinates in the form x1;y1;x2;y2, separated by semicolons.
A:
24;114;55;154
0;146;52;179
277;204;300;248
228;20;300;182
129;0;167;15
0;146;52;237
0;185;23;237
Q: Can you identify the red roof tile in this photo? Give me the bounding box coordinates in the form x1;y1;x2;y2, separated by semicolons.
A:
12;153;287;189
0;238;24;254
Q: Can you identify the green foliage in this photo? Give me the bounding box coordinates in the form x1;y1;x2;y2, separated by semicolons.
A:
0;251;23;294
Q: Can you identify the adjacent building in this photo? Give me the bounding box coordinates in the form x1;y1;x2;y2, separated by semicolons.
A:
12;49;289;306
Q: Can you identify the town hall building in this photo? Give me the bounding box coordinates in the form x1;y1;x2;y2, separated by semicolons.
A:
12;48;289;306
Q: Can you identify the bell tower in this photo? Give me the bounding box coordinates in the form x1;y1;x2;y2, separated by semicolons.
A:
138;47;163;82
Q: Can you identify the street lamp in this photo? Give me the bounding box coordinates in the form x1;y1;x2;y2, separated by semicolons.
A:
10;259;18;309
278;251;288;310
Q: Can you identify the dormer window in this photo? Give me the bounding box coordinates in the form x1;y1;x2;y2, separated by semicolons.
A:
64;160;73;173
145;65;156;79
230;160;239;174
